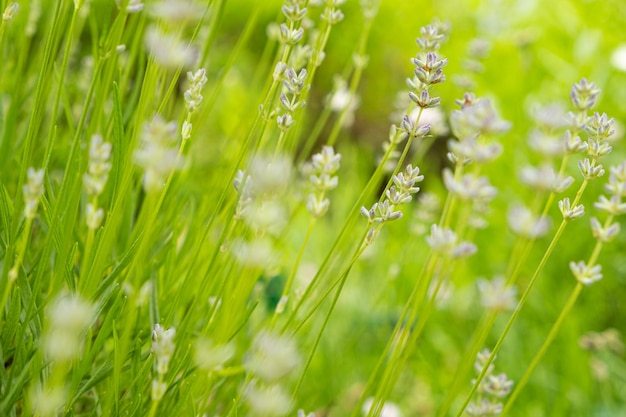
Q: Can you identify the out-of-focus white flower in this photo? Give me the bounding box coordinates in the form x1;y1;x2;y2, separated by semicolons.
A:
450;97;510;140
194;338;235;371
327;77;359;127
152;323;176;391
144;26;196;70
611;44;626;72
244;331;300;383
477;276;517;311
570;261;602;285
125;0;144;13
149;0;205;25
23;167;45;219
2;2;18;21
507;204;550;239
29;384;66;417
245;383;292;417
133;116;182;192
44;295;95;362
232;237;275;268
84;134;112;197
248;155;292;196
410;106;449;136
362;397;403;417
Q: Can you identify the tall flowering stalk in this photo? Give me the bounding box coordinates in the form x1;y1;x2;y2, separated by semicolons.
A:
29;295;95;417
453;79;617;417
149;324;176;416
268;146;342;326
84;134;112;230
355;22;452;417
498;160;626;415
1;167;45;313
181;68;208;148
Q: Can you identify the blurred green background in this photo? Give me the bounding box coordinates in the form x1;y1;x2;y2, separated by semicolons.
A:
209;0;626;415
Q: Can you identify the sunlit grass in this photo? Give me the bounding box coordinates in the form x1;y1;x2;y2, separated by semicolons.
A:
0;1;625;417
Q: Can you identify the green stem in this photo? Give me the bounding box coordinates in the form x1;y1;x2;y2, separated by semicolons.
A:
0;217;33;315
280;130;402;333
439;161;463;229
326;17;374;148
292;229;369;396
269;218;316;329
437;157;576;417
500;282;584;416
453;216;570;417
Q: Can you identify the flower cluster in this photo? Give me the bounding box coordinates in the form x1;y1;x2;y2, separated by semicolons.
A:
360;0;379;20
326;75;360;127
84;135;112;197
558;79;615;222
410;192;441;236
181;68;208;141
514;101;571;237
152;324;176;401
134;116;182;192
579;328;624;354
569;161;626;286
407;23;448;113
443;169;497;203
278;0;306;46
379;22;448;177
276;66;308;131
442;94;508;231
244;331;300;416
425;224;476;259
448;94;509;164
594;161;626;218
2;2;18;21
465;349;514;416
386;21;448;157
84;134;112;229
233;155;293;269
32;294;95;417
361;164;424;244
141;0;205;67
507;204;550;239
44;294;95;363
234;155;292;234
579;328;624;382
144;26;196;70
124;0;144;13
569;261;603;285
320;0;345;24
304;146;341;217
519;164;573;194
194;338;235;372
570;77;600;112
184;68;208;114
477;276;517;312
148;0;204;24
23;167;45;219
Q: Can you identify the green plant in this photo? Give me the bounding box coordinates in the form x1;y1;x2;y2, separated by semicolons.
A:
0;1;624;417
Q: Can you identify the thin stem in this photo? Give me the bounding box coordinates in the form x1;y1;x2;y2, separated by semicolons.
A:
0;217;34;315
326;17;374;148
453;216;570;417
500;282;584;416
280;131;402;333
439;161;463;229
292;229;369;396
269;218;316;329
